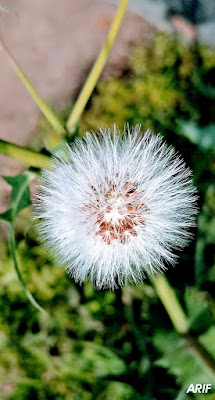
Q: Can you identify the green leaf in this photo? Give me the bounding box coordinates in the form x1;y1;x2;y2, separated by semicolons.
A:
195;184;215;285
0;171;34;223
178;121;215;152
199;326;215;359
184;287;213;333
0;171;46;313
153;331;215;385
59;340;126;380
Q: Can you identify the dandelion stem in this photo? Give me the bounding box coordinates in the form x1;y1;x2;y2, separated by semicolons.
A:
0;139;50;169
151;273;189;335
0;37;66;143
66;0;129;132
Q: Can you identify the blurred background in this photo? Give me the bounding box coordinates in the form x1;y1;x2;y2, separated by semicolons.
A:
0;1;215;399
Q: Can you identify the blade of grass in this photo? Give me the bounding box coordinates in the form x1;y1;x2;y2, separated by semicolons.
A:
66;0;129;132
0;37;66;143
0;139;50;168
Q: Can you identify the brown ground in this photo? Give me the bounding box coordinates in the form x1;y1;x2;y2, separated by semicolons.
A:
0;0;155;221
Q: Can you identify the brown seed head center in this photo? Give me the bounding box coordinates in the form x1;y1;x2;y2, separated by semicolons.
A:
92;181;146;244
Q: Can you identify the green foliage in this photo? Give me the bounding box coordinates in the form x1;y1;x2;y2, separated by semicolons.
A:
184;287;213;333
0;171;45;312
153;331;214;387
1;33;215;399
0;172;33;223
0;237;144;399
178;121;215;152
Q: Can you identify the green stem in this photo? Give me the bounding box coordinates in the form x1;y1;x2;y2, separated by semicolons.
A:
0;139;50;169
8;223;47;314
66;0;129;132
0;37;66;143
151;273;215;378
151;273;189;335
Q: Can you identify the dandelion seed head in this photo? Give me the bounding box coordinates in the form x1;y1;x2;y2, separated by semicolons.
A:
35;126;198;290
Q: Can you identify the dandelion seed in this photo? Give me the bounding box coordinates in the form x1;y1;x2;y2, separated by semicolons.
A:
35;126;198;290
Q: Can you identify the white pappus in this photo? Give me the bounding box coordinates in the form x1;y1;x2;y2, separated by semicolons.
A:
34;126;198;290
